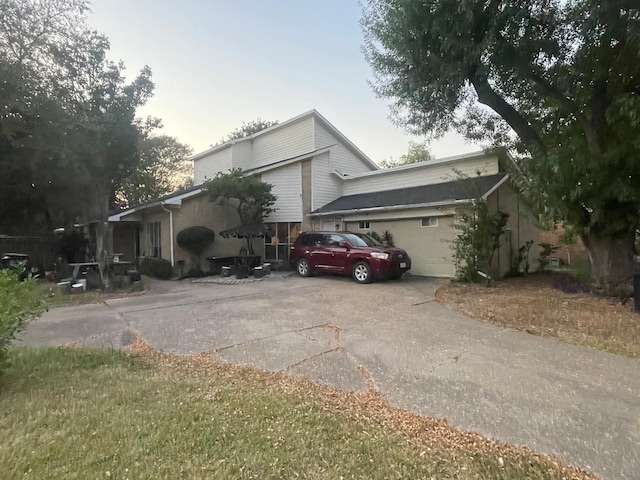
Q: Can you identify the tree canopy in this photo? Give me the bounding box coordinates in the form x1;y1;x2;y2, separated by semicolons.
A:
379;141;434;168
362;0;640;292
214;118;278;146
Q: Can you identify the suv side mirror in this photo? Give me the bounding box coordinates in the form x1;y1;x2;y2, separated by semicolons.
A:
339;241;350;250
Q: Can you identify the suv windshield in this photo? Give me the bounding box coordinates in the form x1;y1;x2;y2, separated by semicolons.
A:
343;233;382;247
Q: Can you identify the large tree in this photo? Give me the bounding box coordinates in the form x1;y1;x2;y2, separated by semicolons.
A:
379;141;434;168
362;0;640;293
117;118;193;209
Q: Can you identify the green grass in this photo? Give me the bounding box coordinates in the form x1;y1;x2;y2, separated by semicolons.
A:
0;348;593;480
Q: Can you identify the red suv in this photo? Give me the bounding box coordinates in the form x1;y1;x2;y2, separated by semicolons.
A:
290;231;411;284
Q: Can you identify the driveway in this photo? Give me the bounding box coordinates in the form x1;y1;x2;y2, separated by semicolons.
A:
20;274;640;480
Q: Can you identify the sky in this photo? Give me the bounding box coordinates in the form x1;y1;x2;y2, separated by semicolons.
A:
89;0;480;163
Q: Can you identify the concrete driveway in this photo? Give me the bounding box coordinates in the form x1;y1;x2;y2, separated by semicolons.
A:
20;274;640;480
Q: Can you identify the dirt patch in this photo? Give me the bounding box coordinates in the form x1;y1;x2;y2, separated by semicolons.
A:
436;273;640;357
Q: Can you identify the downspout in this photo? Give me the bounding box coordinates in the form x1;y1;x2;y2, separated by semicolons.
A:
161;204;175;267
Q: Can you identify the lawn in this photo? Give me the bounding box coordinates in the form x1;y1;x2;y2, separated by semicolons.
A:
436;273;640;358
0;345;596;480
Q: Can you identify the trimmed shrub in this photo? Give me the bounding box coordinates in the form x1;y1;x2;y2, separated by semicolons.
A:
176;226;215;271
0;268;47;374
139;257;173;279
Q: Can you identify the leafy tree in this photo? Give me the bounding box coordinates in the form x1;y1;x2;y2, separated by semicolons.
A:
379;141;433;168
176;226;215;273
204;169;277;254
214;118;278;146
362;0;640;293
117;118;193;209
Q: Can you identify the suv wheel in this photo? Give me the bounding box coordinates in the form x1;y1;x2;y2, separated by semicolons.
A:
296;259;312;277
352;261;372;284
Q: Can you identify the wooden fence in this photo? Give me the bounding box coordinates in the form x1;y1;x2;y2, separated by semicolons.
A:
0;235;60;271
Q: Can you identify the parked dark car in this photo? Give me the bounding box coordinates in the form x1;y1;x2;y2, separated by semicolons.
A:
290;231;411;284
0;253;40;280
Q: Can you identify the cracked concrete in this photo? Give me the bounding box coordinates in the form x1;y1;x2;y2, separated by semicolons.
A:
19;274;640;480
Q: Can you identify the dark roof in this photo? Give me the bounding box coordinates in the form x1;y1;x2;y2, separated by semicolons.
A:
311;173;508;215
219;223;274;239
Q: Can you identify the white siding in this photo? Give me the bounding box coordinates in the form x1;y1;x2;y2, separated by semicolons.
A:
343;155;500;195
262;163;302;222
231;141;252;171
251;117;313;168
194;147;233;184
314;121;375;176
311;152;342;211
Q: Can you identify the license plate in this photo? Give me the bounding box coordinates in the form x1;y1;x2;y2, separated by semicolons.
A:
400;262;406;268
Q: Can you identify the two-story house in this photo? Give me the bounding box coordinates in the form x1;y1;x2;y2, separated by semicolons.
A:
109;110;538;277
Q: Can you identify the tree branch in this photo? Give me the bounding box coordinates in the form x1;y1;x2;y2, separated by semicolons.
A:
469;73;545;150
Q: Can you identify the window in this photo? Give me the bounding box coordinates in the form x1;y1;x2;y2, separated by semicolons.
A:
148;222;161;257
358;221;370;230
265;222;301;261
421;217;438;227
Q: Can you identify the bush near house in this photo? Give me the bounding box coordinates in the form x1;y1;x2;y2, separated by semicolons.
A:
0;269;47;374
139;257;173;279
176;226;215;273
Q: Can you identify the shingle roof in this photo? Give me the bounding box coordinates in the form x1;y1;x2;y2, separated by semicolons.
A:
311;173;508;215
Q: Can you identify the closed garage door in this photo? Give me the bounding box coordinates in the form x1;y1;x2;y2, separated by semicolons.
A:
346;216;456;277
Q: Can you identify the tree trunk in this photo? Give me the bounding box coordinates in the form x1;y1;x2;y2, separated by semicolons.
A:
581;229;635;295
94;189;112;291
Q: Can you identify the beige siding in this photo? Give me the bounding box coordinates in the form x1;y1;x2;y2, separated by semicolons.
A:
262;163;302;222
252;117;313;168
171;194;245;270
194;147;233;184
488;182;540;277
314;121;376;176
345;216;456;277
342;155;500;196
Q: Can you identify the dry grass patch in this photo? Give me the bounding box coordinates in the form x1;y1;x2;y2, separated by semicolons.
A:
436;273;640;357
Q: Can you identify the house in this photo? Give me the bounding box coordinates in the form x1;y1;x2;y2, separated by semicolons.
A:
109;110;539;277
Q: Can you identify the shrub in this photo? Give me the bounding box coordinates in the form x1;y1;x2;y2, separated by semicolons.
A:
176;226;215;271
139;257;173;279
0;269;47;374
552;272;590;294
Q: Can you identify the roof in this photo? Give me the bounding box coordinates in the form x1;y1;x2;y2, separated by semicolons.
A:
109;185;205;221
189;109;379;171
310;173;509;216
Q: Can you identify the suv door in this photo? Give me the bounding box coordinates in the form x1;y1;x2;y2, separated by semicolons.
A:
323;234;350;272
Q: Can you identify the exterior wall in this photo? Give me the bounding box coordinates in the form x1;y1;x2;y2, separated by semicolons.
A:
344;214;456;277
171;194;245;271
301;160;312;231
262;163;302;222
314;121;376;176
342;155;500;196
311;151;342;212
231;141;252;171
112;223;137;262
251;117;314;169
488;182;540;277
194;146;233;184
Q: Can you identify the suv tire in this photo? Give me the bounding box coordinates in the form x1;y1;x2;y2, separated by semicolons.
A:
352;261;372;284
296;258;312;277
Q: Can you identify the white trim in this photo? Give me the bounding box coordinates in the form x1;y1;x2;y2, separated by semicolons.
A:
108;188;204;222
245;145;334;175
480;173;510;199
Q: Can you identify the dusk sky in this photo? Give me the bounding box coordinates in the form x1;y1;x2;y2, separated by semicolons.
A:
90;0;480;163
